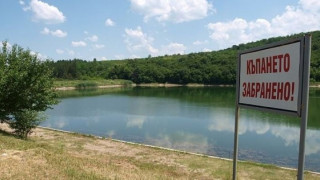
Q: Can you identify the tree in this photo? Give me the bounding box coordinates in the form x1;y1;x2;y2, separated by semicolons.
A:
0;42;57;138
46;31;320;84
9;110;45;138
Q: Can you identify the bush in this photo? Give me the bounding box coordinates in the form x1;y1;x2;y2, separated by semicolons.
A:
9;110;45;138
0;41;57;138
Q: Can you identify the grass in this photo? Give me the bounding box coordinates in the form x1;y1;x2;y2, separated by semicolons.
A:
1;124;320;180
53;79;133;88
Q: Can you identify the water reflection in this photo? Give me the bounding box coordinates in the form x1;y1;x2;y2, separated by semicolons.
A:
126;115;147;129
306;131;320;155
106;130;115;138
208;107;320;157
44;87;320;172
146;132;209;154
45;117;68;129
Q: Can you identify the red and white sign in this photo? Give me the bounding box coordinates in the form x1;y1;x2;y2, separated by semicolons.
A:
239;42;301;112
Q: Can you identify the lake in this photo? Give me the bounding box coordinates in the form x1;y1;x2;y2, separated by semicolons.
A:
42;87;320;172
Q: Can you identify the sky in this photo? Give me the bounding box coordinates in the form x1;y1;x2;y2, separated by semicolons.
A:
0;0;319;61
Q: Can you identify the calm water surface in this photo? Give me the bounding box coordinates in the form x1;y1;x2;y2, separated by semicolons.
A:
43;87;320;172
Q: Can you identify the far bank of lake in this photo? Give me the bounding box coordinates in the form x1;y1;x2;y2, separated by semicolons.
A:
53;79;320;91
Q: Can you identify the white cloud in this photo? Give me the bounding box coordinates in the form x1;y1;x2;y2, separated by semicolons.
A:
51;29;67;38
130;55;141;59
41;27;67;38
124;27;188;57
124;26;159;55
193;40;209;46
100;57;107;60
299;0;320;12
271;5;320;35
30;51;36;56
23;7;31;11
67;50;75;56
56;49;64;54
208;0;320;49
30;51;47;60
130;0;212;23
105;18;115;26
162;42;186;55
41;27;50;34
72;41;86;47
93;44;105;49
86;35;98;42
19;0;25;5
202;48;211;52
26;0;66;24
114;54;125;60
208;18;252;48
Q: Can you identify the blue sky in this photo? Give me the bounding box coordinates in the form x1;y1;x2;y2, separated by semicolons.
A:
0;0;319;61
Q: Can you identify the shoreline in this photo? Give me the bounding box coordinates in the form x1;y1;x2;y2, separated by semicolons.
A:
310;84;320;88
54;82;320;91
1;123;320;179
54;83;235;91
55;84;130;91
39;126;320;175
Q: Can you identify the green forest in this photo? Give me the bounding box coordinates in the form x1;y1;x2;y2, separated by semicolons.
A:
48;31;320;84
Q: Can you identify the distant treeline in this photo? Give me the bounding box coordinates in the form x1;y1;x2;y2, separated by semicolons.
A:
48;31;320;84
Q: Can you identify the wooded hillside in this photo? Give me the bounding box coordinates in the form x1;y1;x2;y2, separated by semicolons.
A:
49;31;320;84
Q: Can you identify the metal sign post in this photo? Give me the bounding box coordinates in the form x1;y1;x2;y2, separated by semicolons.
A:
233;35;311;180
297;35;311;180
233;49;241;180
232;105;239;180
